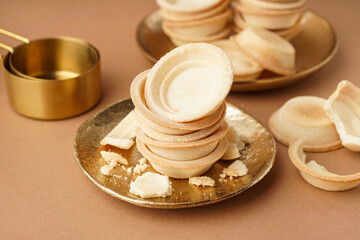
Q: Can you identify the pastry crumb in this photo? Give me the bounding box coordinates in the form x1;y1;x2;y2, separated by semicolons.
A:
130;172;172;198
100;151;128;165
223;160;248;177
134;163;148;174
139;157;147;165
189;176;215;187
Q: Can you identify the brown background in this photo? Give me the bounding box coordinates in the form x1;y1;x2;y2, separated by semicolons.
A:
0;0;359;239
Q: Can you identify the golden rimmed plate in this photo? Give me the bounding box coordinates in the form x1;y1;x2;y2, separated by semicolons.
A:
136;9;338;92
74;99;276;208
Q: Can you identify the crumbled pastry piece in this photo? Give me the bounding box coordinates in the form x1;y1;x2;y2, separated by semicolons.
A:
101;138;135;150
100;151;128;165
126;167;133;174
219;173;226;179
100;161;117;176
139;157;147;165
129;172;172;198
100;110;137;149
134;163;148;174
189;176;215;187
223;160;248;177
222;144;241;160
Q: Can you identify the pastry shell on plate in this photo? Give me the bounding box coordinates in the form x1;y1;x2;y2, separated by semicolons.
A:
136;137;228;179
157;0;224;14
163;24;232;46
136;121;228;161
160;0;230;22
269;96;342;152
233;11;301;39
234;27;295;75
212;38;263;80
289;139;360;191
240;0;306;11
162;8;231;38
234;2;304;30
144;43;233;122
324;80;360;152
130;70;226;131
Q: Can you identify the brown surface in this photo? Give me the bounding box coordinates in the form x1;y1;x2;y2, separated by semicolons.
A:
0;0;359;239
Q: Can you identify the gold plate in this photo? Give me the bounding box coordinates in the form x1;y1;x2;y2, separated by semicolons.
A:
136;10;338;92
74;99;276;208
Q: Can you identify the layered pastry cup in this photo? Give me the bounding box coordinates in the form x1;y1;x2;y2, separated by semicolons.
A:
212;38;263;80
135;105;226;143
144;43;233;122
269;96;342;152
160;0;230;22
234;0;305;30
130;69;226;133
233;11;301;39
234;27;295;75
162;8;232;38
136;137;228;179
163;24;232;46
324;80;360;152
289;139;360;191
136;121;228;161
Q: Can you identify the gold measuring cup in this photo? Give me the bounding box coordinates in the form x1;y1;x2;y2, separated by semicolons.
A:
0;29;101;120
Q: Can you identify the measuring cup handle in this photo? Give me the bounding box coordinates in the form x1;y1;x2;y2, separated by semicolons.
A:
0;28;30;53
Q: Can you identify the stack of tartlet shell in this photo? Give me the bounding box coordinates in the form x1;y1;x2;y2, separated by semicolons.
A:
233;0;306;39
130;70;229;179
157;0;232;46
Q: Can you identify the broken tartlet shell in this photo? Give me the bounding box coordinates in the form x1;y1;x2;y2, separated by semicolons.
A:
160;0;230;22
130;69;226;131
136;137;228;179
289;139;360;191
234;27;295;76
234;2;305;30
157;0;224;14
324;80;360;152
136;121;228;161
233;11;301;40
212;38;263;80
144;43;233;122
269;96;342;152
162;8;232;38
163;24;232;46
135;106;226;143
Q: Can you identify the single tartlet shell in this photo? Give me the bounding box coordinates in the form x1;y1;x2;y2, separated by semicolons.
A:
324;80;360;152
130;69;225;131
289;139;360;191
163;24;232;46
234;27;295;76
233;11;301;39
144;43;233;122
162;8;231;38
241;0;306;11
160;0;230;22
157;0;224;14
136;137;228;179
234;2;304;30
135;107;226;143
136;121;228;160
269;96;342;152
211;38;263;79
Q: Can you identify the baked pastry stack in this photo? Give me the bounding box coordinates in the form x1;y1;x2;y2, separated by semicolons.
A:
233;0;306;39
130;43;233;178
157;0;232;46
